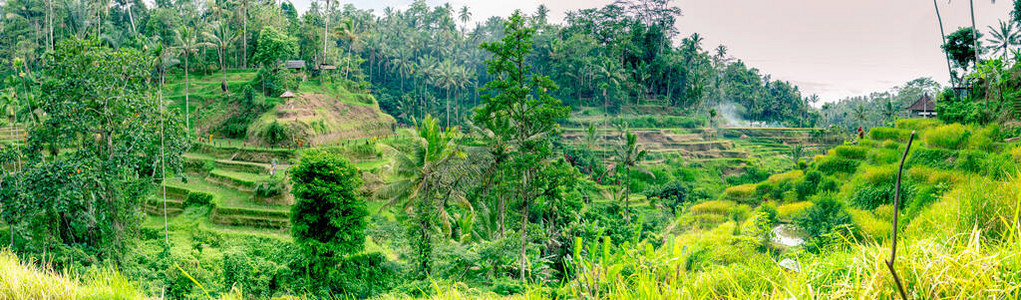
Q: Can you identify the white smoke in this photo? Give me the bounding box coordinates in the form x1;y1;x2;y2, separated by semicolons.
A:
713;102;782;128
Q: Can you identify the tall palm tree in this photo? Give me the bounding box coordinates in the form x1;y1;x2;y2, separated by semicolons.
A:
173;27;210;133
322;0;332;65
853;103;869;130
934;0;956;86
613;128;650;224
458;6;471;33
377;115;470;278
203;21;238;94
986;20;1019;59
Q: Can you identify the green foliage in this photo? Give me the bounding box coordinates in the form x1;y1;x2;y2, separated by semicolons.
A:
814;155;860;175
259;121;291;146
184;192;213;207
832;145;868;160
937;92;987;124
869;127;911;142
252;26;297;68
924;123;971;149
794;194;853;243
0;38;189;264
942;27;982;73
254;176;285;198
289;150;368;268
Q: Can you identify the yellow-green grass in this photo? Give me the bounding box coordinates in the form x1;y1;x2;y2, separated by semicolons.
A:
0;251;143;299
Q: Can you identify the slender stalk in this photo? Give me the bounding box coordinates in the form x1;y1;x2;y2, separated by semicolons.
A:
934;0;956;87
886;131;915;300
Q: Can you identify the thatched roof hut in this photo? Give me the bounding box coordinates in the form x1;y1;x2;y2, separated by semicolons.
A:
280;90;297;98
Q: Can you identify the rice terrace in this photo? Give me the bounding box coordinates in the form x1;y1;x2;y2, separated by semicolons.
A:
1;0;1020;299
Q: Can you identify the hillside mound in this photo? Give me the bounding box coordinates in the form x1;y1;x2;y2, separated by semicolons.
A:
248;93;396;146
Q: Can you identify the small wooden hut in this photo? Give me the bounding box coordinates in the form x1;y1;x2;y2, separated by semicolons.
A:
906;93;937;118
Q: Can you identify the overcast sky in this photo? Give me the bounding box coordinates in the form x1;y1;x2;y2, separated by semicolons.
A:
288;0;1015;103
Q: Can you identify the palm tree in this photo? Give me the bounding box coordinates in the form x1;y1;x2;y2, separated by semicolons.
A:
986;20;1019;59
203;21;238;94
613;128;651;224
377;115;470;278
322;0;332;65
853;103;869;131
789;144;805;168
458;6;471;33
933;0;956;86
173;27;210;133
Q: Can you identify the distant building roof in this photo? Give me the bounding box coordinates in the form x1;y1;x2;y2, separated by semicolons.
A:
907;94;936;112
319;64;337;70
284;60;306;69
280;90;297;98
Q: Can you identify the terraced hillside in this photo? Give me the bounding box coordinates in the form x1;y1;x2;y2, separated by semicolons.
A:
143;141;390;237
561;126;837;162
162;70;394;147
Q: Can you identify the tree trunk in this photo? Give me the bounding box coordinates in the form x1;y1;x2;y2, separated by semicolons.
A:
185;55;191;134
323;0;330;66
624;166;631;224
519;170;529;283
970;0;978;72
934;0;955;86
243;1;248;68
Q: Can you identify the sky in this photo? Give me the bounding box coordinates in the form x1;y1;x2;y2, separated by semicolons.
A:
288;0;1016;104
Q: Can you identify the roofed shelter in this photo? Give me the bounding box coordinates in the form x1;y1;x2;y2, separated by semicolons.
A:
907;93;937;118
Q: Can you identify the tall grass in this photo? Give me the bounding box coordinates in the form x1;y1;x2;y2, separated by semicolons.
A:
0;250;143;299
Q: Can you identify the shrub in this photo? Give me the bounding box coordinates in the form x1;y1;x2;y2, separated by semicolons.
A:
815;155;860;175
767;170;803;185
290;150;368;276
847;181;914;210
955;150;987;173
848;209;891;241
260;121;291;146
184;192;213;206
859;165;897;186
832;145;868;160
908;147;957;169
924;124;971;150
895;118;940;131
723;184;758;203
869;127;911;142
255;176;285;198
794;195;853;241
777;201;812;221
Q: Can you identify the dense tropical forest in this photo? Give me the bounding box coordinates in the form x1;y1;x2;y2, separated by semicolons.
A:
0;0;1020;299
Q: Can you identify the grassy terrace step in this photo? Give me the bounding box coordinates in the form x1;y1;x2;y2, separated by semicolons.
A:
191;143;296;163
209;207;290;229
166;175;284;211
143;198;185;216
215;159;270;174
206;169;270;191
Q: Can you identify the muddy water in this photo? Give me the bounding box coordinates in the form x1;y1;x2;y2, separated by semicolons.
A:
771;224;805;247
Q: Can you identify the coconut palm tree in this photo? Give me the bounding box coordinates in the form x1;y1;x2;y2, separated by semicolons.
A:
458;6;471;33
853;103;869;130
203;21;238;94
613;128;651;224
986;20;1019;59
934;0;957;86
377;115;471;278
173;27;211;133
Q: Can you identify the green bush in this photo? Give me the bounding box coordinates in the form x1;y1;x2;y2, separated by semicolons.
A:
832;145;868;160
794;194;853;243
260;121;291;146
255;176;285;198
924;124;971;150
908;148;957;169
895;118;940;131
184;192;213;207
869;127;911;142
815;156;860;175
